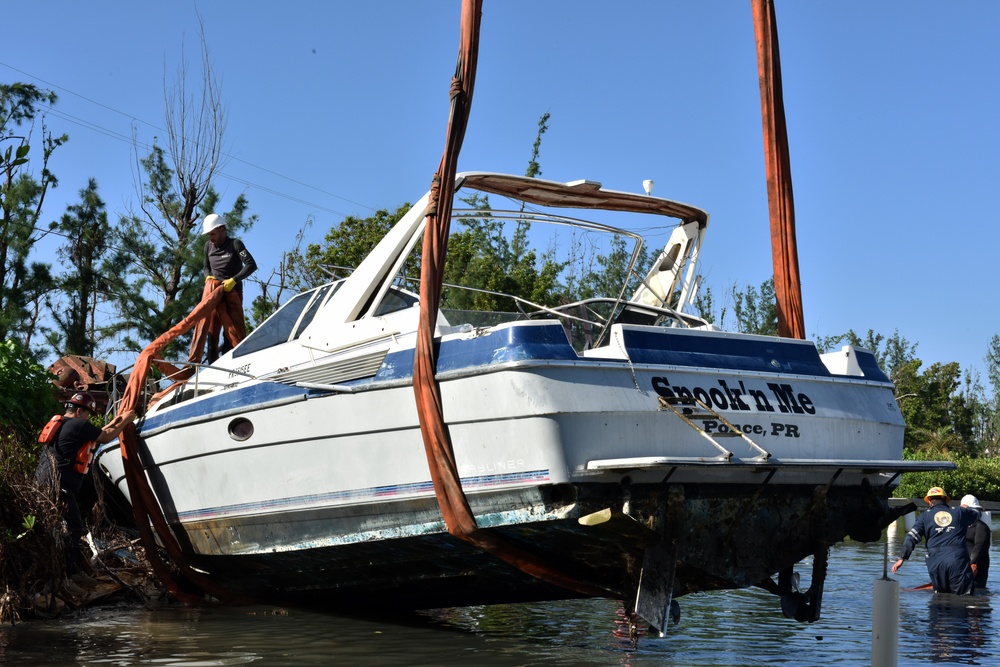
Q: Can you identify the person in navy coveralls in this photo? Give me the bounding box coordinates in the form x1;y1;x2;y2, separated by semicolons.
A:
892;486;982;594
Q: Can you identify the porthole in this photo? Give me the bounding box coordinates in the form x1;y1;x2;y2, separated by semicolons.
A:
228;417;254;441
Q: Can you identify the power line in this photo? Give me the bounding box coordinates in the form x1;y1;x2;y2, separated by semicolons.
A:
40;105;356;217
0;60;376;216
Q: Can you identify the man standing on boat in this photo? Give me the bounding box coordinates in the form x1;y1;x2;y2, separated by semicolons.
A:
188;213;257;364
892;487;982;594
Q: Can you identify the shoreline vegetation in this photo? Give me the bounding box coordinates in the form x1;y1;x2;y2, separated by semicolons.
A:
0;341;167;623
0;433;167;624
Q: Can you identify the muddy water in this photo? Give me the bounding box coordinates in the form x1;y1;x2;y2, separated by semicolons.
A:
0;524;994;666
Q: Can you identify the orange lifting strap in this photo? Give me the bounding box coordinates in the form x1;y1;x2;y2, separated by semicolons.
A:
116;282;242;603
412;0;611;599
752;0;805;339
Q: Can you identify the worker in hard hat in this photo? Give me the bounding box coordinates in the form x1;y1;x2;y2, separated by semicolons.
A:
960;494;991;588
892;486;983;594
35;392;135;598
188;213;257;364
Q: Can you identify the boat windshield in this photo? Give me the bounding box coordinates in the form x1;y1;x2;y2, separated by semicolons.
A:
231;281;419;359
232;283;339;358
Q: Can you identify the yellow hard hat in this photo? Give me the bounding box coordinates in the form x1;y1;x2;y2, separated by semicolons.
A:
924;486;950;504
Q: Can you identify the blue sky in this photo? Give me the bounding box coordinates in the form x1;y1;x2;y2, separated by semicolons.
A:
6;2;1000;383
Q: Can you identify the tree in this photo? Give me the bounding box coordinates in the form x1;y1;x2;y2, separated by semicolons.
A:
0;338;60;452
822;327;981;457
292;204;415;291
0;83;65;350
957;367;991;458
440;113;559;313
572;234;645;301
981;334;1000;456
897;361;975;457
441;191;564;314
730;277;778;336
693;277;778;336
692;283;716;325
103;28;253;357
45;179;110;357
524;112;549;180
249;216;312;326
987;334;1000;395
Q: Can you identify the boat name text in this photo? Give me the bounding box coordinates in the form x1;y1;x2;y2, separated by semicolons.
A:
650;376;816;415
229;363;251;379
701;420;800;437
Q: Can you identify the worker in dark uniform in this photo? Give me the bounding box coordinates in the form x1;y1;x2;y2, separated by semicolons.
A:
188;213;257;364
35;392;135;595
892;486;982;594
960;494;991;588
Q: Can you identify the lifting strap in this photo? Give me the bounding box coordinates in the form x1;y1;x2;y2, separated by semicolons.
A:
116;281;242;603
412;0;612;599
752;0;805;339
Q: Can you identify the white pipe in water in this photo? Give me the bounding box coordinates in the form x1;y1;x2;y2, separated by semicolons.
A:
872;578;899;667
872;541;899;667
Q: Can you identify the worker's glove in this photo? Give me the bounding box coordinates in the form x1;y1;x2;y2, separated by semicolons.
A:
222;278;237;293
205;275;217;283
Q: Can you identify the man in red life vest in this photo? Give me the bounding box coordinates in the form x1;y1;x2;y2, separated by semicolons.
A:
35;392;135;594
188;213;257;364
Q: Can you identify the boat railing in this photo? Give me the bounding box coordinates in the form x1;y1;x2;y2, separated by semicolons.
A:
388;273;710;352
106;357;257;418
451;207;645;243
313;202;704;351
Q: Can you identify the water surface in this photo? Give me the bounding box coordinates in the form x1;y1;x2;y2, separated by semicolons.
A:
1;528;993;666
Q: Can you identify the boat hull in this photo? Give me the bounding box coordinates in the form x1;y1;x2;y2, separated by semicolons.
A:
114;479;889;611
97;326;906;611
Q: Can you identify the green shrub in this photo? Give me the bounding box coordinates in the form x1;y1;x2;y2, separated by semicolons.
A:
893;452;1000;502
0;339;59;479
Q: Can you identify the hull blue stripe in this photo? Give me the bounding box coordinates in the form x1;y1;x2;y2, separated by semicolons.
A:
142;324;888;435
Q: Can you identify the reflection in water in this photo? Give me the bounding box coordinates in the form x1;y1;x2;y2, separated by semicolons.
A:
0;534;995;667
925;594;992;666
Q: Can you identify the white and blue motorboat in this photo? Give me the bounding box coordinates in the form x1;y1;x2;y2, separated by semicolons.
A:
97;172;942;633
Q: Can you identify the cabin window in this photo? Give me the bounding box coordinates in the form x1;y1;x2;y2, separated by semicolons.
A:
291;283;337;340
374;287;419;317
233;280;344;357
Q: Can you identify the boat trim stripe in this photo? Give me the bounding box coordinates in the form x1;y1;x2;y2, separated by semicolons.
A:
173;468;552;522
584;457;955;473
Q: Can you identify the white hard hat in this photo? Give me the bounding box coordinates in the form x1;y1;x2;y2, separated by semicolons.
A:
960;494;983;510
202;213;224;235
